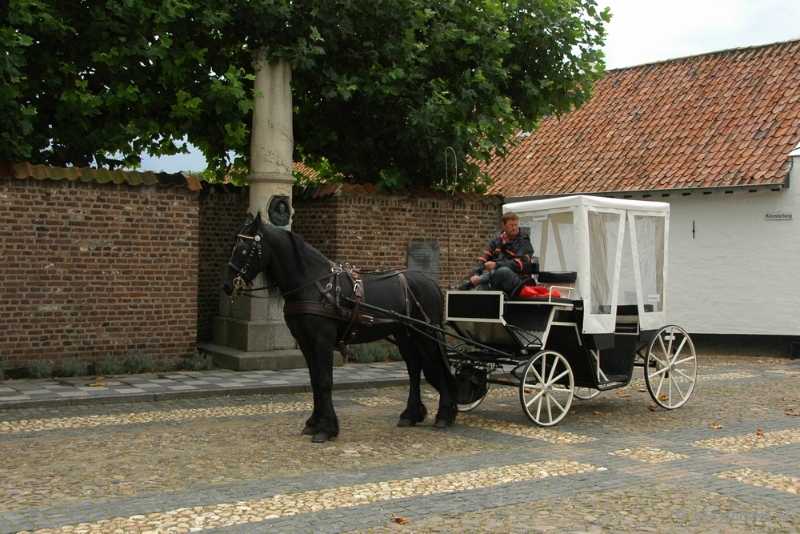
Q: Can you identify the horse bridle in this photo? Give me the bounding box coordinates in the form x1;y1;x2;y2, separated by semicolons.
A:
229;233;264;297
229;232;344;298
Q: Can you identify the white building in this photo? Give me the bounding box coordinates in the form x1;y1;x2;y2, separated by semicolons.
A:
486;40;800;356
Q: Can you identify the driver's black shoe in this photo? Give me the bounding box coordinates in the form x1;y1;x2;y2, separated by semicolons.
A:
456;281;475;291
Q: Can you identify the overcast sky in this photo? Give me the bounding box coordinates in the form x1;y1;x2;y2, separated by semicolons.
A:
138;0;800;173
602;0;800;69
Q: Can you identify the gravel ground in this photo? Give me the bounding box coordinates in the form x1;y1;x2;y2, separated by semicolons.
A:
0;355;798;533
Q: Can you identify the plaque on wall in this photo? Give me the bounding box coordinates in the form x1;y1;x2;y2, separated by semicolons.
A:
407;241;440;284
268;195;291;227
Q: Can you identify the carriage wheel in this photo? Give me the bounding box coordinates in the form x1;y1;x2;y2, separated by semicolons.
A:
519;350;574;426
645;325;697;410
450;361;490;412
459;383;489;412
574;387;601;400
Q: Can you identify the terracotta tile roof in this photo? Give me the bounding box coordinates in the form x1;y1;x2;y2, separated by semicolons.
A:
0;161;203;191
486;39;800;198
292;161;318;180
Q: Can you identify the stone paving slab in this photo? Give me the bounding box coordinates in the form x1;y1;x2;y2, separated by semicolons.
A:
0;362;412;409
0;355;798;533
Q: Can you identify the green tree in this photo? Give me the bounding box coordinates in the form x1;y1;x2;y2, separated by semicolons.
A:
2;0;608;191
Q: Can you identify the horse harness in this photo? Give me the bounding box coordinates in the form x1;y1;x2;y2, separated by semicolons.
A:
283;264;433;359
230;231;434;358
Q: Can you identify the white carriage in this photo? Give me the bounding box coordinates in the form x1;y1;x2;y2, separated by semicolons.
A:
445;196;698;426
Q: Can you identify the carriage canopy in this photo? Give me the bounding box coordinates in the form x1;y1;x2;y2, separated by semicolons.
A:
504;196;670;334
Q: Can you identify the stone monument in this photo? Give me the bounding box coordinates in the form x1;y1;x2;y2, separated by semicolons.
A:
203;50;306;371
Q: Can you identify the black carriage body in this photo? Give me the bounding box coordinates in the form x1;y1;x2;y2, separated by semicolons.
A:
445;290;653;391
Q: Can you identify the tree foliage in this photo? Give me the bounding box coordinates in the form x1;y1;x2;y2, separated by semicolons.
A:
2;0;608;191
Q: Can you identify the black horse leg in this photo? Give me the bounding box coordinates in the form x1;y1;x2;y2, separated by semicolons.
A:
288;316;340;442
297;340;322;436
415;331;458;428
395;332;428;427
295;338;339;443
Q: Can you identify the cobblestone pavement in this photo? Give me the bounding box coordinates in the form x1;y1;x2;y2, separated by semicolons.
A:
0;355;799;533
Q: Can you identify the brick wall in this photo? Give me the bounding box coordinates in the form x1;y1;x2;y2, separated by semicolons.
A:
291;191;502;289
197;187;249;342
194;187;502;342
0;178;198;369
0;177;501;369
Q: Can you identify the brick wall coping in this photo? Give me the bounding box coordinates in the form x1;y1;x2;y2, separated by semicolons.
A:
0;161;203;191
294;182;504;204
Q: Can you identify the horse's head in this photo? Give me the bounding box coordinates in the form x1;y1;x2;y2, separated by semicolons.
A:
222;211;313;297
221;213;267;296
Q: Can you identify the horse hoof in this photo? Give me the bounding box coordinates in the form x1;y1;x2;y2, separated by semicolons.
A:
311;431;330;443
397;418;416;428
434;419;452;428
301;425;315;436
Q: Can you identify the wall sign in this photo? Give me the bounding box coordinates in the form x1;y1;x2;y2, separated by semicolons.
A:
765;213;792;221
407;241;440;284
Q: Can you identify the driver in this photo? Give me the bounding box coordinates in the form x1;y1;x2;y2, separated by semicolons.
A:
457;211;535;293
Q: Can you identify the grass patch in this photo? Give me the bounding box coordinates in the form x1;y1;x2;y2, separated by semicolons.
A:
348;342;402;363
184;350;214;371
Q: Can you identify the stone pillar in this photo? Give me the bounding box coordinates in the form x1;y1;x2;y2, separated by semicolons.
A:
204;51;306;371
248;51;294;223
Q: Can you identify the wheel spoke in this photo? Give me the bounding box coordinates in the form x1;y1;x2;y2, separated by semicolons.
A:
547;392;567;413
668;337;688;363
657;335;669;357
524;387;546;408
668;377;688;402
649;365;669;379
672;367;695;382
665;327;675;356
535;394;544;421
671;354;696;368
546;354;559;383
652;368;666;399
530;365;545;385
539;355;548;382
545;396;554;423
549;368;570;385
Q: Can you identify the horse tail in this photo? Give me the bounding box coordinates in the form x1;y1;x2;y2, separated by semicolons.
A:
403;272;459;401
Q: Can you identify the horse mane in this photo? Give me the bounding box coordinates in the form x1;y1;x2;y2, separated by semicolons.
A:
286;230;307;275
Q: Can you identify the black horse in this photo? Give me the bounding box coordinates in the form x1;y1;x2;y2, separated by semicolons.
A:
221;213;458;443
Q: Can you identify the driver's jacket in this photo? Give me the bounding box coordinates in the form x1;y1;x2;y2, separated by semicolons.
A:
471;231;535;283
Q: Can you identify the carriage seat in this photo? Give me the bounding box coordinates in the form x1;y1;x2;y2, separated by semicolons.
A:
509;271;578;302
537;271;578;284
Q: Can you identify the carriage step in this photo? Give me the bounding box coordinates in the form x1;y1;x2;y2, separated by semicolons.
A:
598;374;630;384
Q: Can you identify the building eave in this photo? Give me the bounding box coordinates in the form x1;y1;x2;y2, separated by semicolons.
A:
503;181;788;204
